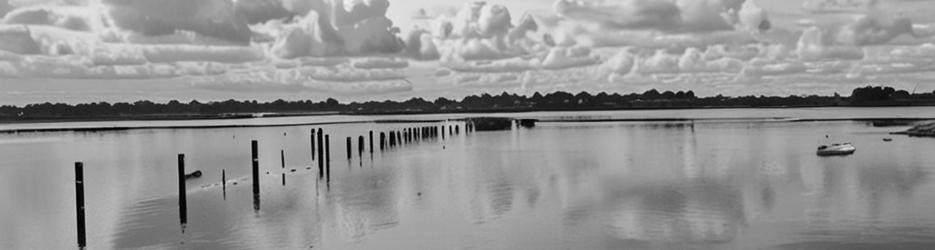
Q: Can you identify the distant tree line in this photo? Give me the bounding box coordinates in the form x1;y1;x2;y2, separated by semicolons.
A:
2;86;934;121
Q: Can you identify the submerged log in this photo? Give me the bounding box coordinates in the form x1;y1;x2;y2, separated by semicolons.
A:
518;119;538;128
467;117;514;131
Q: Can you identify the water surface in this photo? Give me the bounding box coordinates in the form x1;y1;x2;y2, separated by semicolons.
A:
2;108;935;249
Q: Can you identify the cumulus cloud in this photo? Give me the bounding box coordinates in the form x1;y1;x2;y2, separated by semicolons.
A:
402;29;440;60
233;0;294;24
191;63;413;94
541;46;600;69
835;15;916;45
270;10;343;58
0;25;41;54
796;26;865;61
2;5;104;32
102;0;253;44
801;0;876;14
264;0;405;58
553;0;767;33
0;1;12;18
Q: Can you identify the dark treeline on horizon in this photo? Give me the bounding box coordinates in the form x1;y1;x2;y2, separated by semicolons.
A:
2;86;935;121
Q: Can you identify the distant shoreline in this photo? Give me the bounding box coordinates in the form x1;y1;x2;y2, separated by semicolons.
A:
3;103;935;125
1;106;933;134
0;104;929;125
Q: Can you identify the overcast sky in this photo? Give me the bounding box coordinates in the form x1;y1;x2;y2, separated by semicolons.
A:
1;0;935;105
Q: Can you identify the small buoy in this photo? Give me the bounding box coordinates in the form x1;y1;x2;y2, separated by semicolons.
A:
417;192;422;196
883;138;893;142
290;169;297;172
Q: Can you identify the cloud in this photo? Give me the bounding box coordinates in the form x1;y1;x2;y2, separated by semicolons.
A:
351;57;408;69
796;26;865;61
102;0;253;44
0;25;41;54
801;0;875;14
554;0;682;32
0;0;12;18
450;1;513;39
265;0;404;58
233;0;294;24
1;5;103;32
402;29;440;60
269;10;343;58
737;0;769;32
835;15;916;45
191;63;413;94
541;46;600;69
0;54;182;79
553;0;764;33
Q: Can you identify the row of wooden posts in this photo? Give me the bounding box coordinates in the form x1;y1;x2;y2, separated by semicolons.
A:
72;122;473;248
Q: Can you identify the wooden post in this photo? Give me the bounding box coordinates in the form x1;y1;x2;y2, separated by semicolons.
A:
310;129;315;161
369;131;374;153
380;132;386;150
358;136;364;156
222;169;226;200
325;135;331;177
280;150;286;186
75;162;86;248
346;137;352;159
389;131;395;146
456;125;460;134
397;131;402;144
317;128;324;178
251;140;260;211
178;154;187;225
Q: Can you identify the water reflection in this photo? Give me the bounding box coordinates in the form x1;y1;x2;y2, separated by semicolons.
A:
2;117;935;249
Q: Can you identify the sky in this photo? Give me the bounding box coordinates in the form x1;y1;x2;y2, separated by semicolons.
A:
1;0;935;105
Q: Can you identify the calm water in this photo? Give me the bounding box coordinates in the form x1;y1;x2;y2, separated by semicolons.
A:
2;108;935;249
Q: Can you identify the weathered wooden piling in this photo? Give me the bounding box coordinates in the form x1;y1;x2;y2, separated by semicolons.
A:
358;136;364;156
310;129;315;161
380;132;386;150
397;131;402;144
251;140;260;210
369;131;374;153
317;128;324;178
177;154;187;225
389;131;396;146
325;135;331;176
222;169;226;200
75;162;86;248
346;137;352;159
280;150;286;186
456;125;460;134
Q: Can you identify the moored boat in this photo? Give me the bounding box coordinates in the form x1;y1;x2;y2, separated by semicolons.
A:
817;143;856;156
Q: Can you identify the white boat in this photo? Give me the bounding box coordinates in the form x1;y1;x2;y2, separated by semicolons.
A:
817;143;856;156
